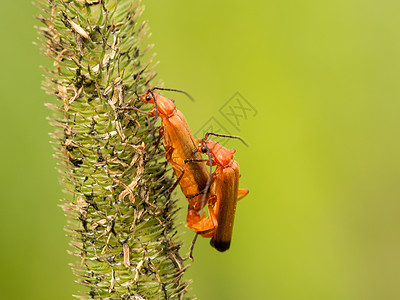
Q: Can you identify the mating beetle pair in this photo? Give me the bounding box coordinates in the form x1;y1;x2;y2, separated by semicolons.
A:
134;88;249;255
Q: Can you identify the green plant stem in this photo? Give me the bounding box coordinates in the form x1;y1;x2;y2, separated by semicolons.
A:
36;0;190;298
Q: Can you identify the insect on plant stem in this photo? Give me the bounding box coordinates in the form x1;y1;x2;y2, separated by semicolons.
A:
134;89;213;254
186;138;213;260
187;133;249;253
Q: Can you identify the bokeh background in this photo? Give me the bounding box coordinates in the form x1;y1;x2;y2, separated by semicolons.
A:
1;0;400;299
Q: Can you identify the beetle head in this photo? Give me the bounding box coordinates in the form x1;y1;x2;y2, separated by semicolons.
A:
139;91;155;104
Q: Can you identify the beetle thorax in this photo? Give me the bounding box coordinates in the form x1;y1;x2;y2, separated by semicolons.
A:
154;94;177;117
207;140;234;167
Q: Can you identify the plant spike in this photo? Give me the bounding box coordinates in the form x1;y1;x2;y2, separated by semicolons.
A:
36;0;190;298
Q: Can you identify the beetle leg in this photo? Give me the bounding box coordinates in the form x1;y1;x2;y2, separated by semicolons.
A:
183;158;211;199
167;167;185;197
163;154;186;200
197;205;218;238
118;105;156;117
184;158;209;163
188;204;217;260
148;109;157;117
154;126;164;153
146;126;164;163
187;195;218;238
186;206;206;230
237;189;249;201
189;234;198;261
204;203;218;235
186;189;206;199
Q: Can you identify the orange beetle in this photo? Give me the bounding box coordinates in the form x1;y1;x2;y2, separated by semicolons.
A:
186;133;249;252
137;89;212;231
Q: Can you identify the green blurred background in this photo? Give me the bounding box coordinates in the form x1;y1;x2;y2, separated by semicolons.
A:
1;0;399;299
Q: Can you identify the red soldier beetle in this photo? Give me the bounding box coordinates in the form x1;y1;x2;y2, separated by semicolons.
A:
185;132;249;254
129;88;213;235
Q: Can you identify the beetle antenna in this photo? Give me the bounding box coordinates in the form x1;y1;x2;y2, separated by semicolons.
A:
205;132;248;146
148;90;160;134
199;138;213;216
151;87;195;102
142;90;160;163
